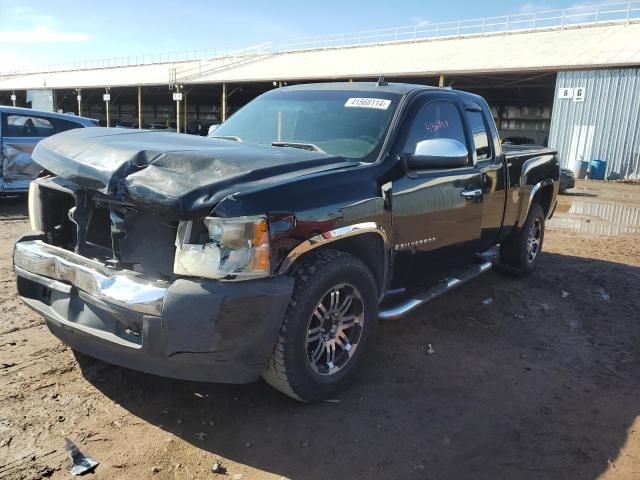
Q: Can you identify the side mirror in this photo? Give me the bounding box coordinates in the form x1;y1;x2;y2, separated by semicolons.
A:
405;138;469;170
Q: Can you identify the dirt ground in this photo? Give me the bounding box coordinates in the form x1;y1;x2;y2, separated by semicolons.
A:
1;180;639;480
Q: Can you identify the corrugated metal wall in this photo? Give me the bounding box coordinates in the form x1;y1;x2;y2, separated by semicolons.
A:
548;68;640;180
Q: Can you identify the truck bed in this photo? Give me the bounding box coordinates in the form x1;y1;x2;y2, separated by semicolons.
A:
502;144;557;158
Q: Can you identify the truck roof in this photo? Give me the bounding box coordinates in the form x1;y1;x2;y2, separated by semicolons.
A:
0;105;97;126
279;81;486;103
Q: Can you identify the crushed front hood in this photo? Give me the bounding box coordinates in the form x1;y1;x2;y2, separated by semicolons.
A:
33;128;355;218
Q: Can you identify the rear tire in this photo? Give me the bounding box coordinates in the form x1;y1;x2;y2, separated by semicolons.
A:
499;203;545;275
262;249;378;402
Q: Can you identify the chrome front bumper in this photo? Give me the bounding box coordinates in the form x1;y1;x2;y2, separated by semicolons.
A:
13;236;295;383
13;240;167;316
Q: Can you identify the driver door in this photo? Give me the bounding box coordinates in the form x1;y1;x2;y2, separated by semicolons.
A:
391;95;483;289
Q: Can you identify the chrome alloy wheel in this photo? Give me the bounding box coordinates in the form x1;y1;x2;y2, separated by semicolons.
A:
527;218;542;263
305;283;364;376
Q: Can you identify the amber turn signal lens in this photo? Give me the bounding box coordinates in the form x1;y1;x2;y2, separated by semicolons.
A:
250;246;270;272
253;219;269;246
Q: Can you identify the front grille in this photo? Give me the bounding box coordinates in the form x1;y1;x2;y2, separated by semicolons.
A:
36;177;177;279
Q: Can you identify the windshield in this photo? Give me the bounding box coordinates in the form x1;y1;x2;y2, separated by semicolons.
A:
212;89;400;162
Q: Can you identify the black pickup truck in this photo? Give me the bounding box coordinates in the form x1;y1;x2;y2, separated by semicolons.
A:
14;82;559;402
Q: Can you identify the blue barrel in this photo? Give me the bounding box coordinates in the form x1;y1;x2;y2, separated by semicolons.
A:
589;159;607;180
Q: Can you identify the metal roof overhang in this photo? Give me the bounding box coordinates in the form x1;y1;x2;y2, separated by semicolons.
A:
1;22;639;91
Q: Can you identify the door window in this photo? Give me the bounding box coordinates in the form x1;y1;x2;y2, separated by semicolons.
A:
5;114;55;138
403;101;467;154
466;110;491;161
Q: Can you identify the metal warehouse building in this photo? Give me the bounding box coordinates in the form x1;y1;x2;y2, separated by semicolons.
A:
2;1;640;178
550;69;640;179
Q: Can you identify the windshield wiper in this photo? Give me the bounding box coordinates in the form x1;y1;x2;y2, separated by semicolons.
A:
271;141;325;153
211;135;242;142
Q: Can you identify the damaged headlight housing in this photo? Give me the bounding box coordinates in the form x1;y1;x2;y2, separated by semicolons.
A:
174;216;270;280
28;181;44;232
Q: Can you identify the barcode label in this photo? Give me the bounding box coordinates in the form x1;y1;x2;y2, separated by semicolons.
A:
344;98;391;110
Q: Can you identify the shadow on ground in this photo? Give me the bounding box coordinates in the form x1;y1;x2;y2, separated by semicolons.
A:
0;195;28;220
75;251;640;479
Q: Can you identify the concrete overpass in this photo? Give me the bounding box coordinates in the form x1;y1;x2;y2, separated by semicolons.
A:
1;13;639;90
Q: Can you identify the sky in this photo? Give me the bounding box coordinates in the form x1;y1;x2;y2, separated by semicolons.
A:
0;0;591;72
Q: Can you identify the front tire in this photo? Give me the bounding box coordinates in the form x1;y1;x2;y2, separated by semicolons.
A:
499;202;546;275
262;249;378;402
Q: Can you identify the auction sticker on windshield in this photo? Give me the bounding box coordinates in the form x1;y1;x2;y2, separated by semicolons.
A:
345;98;391;110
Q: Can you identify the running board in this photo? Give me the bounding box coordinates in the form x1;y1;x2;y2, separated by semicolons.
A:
378;260;492;321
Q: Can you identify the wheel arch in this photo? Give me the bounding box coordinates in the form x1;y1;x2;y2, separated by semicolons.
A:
278;224;389;299
517;179;559;228
515;153;560;227
532;183;556;218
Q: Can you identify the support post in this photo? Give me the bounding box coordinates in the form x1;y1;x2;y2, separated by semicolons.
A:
221;83;227;123
176;85;181;133
104;87;110;127
439;75;445;88
184;91;188;133
76;89;82;116
138;86;142;129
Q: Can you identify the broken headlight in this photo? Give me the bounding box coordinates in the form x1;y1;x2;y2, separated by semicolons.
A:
173;216;270;280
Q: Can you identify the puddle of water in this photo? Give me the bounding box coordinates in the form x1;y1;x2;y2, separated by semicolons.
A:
549;198;640;236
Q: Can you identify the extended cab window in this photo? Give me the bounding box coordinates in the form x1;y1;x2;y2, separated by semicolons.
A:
55;118;84;132
466;110;491;161
404;101;466;154
5;114;55;138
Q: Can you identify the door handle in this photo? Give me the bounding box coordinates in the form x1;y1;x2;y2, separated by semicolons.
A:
460;188;483;199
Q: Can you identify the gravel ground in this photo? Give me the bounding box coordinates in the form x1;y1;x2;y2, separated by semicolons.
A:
0;180;639;480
